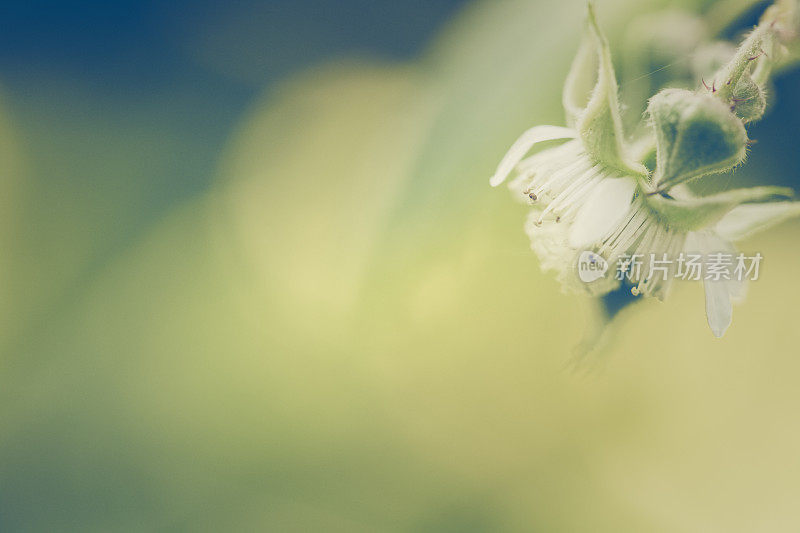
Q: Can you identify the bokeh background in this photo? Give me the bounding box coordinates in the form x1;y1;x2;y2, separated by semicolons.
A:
2;0;800;530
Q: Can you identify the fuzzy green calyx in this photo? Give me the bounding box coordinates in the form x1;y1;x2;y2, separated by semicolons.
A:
731;72;767;123
713;25;772;102
649;89;747;191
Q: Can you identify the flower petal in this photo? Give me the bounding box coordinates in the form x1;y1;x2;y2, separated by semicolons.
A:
568;177;635;248
715;201;800;241
489;125;576;187
692;231;736;337
704;277;732;338
704;231;748;303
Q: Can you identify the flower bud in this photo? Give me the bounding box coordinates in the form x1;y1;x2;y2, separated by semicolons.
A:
648;88;747;190
730;72;767;123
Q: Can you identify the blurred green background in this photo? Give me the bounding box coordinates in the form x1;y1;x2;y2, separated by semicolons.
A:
3;0;800;530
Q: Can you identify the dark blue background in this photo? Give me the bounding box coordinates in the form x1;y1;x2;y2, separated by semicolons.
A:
0;0;469;354
0;0;468;200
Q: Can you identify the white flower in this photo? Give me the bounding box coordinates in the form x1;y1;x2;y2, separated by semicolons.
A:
489;3;645;290
491;1;800;338
589;189;799;337
582;77;800;336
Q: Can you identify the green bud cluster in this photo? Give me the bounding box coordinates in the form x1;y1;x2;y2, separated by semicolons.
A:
626;2;800;230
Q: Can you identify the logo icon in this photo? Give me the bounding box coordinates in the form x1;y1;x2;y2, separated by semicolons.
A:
577;251;608;283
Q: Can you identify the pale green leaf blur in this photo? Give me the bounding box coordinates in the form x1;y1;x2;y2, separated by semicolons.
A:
3;0;800;531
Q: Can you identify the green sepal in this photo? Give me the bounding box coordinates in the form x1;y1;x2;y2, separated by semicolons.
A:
643;185;794;232
564;2;646;177
563;34;595;129
648;88;748;190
